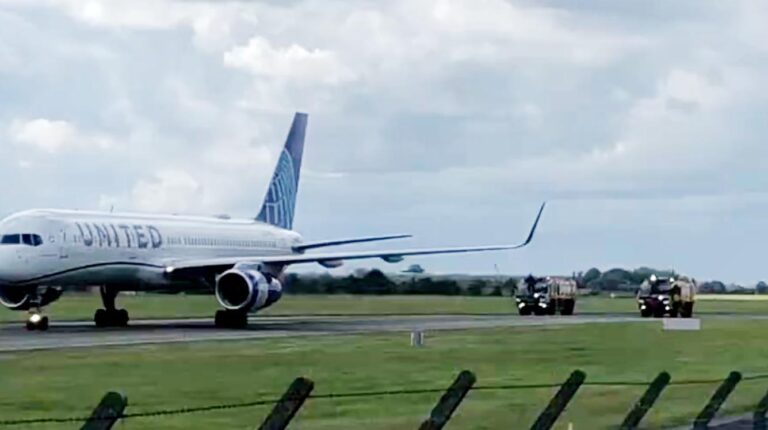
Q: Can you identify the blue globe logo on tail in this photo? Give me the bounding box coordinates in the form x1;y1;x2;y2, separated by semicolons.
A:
256;113;307;230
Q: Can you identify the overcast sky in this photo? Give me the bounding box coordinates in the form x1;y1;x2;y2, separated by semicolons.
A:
1;0;768;282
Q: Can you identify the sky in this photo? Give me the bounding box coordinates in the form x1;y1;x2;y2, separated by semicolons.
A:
1;0;768;282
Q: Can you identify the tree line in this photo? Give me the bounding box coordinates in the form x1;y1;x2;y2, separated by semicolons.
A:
284;270;518;296
284;267;766;296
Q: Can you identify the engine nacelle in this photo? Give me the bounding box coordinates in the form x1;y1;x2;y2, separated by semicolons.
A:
0;286;63;311
215;264;283;313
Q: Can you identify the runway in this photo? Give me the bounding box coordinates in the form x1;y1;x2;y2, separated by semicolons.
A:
3;313;768;352
0;314;652;352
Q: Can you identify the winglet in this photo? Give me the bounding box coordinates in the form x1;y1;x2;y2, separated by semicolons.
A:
521;202;546;247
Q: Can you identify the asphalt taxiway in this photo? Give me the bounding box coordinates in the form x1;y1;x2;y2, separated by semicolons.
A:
0;314;652;352
3;313;768;352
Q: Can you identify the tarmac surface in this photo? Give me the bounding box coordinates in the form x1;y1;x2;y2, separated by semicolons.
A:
0;314;652;352
670;414;755;429
3;313;768;352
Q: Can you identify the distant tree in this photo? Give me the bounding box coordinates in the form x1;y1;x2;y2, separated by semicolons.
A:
593;268;634;291
466;279;487;296
699;281;727;294
582;268;601;285
502;278;519;295
757;281;768;294
360;269;396;295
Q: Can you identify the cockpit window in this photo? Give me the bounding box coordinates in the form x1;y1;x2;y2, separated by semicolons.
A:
1;234;43;246
1;234;20;245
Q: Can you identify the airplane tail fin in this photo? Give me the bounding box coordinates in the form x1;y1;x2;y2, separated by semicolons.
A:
256;112;308;230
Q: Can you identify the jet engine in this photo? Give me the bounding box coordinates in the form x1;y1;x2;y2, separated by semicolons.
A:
0;286;63;311
215;264;282;313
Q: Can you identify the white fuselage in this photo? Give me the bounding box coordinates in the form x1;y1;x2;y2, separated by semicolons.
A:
0;209;303;290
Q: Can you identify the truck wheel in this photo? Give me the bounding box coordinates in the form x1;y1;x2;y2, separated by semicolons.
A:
560;300;575;316
669;306;679;318
519;306;531;316
640;308;652;318
547;301;557;315
681;302;694;318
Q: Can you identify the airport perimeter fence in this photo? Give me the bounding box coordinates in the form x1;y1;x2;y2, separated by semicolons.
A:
3;370;768;429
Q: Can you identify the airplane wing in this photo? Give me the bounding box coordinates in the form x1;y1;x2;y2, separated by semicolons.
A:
293;234;412;252
164;203;545;275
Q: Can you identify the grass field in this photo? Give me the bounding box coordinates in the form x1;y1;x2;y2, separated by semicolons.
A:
2;320;768;429
3;293;768;323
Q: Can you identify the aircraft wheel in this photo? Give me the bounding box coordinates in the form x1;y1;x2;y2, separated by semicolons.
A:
215;310;248;329
116;309;129;327
26;314;48;331
214;310;226;327
94;309;108;327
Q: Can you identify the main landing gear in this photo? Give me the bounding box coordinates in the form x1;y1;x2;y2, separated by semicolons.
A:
214;310;248;329
94;286;130;328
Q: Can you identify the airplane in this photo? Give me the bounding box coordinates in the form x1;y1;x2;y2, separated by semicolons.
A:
0;112;546;331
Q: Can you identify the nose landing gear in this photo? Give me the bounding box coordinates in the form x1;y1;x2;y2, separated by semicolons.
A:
25;312;49;331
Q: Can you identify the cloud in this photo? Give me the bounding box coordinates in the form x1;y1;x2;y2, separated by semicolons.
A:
2;0;768;280
8;118;113;153
223;37;356;84
131;169;202;213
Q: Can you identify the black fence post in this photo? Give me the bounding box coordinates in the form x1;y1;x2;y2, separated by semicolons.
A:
753;388;768;430
693;371;742;430
259;377;315;430
530;370;587;430
80;391;127;430
619;372;671;430
419;370;476;430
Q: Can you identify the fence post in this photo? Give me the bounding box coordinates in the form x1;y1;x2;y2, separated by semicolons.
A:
80;391;127;430
692;371;742;430
752;388;768;430
619;372;671;430
418;370;476;430
258;377;315;430
530;370;587;430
